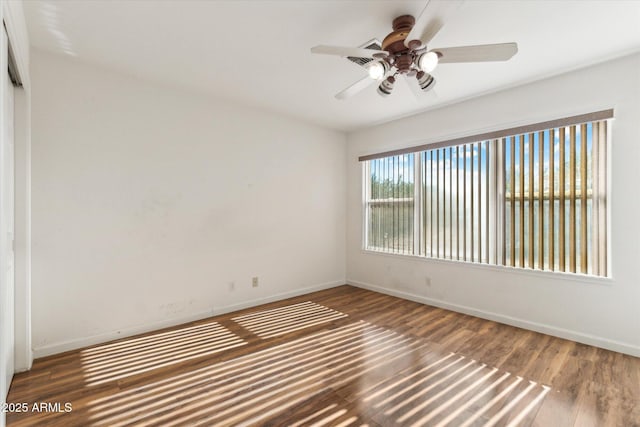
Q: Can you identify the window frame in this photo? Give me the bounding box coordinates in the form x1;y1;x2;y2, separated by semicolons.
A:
363;154;420;255
360;110;613;279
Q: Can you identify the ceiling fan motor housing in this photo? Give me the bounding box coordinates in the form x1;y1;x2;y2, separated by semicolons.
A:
395;54;414;74
381;15;423;75
381;15;415;54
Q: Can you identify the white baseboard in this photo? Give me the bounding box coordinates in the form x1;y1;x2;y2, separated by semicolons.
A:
347;279;640;357
32;280;344;358
209;280;344;317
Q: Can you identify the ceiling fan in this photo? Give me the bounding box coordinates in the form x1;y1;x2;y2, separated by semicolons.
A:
311;0;518;100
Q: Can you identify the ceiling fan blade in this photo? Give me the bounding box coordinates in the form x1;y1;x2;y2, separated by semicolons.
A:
403;76;438;101
404;76;424;100
434;43;518;63
335;67;395;100
405;0;464;48
335;76;377;100
311;45;388;59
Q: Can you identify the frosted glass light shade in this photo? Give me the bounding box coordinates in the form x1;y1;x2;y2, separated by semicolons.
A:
367;62;386;80
419;52;439;73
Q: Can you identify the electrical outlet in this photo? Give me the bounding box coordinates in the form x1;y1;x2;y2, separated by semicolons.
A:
252;277;259;287
228;281;235;291
425;276;431;287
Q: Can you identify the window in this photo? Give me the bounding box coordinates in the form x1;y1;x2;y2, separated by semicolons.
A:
362;110;611;277
365;154;415;254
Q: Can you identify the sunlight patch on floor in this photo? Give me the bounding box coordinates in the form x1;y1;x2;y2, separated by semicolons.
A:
80;321;246;385
232;301;348;338
83;318;551;426
86;321;418;426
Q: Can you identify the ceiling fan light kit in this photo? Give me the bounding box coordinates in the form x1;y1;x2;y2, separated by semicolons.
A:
377;76;396;97
367;61;388;80
416;71;436;91
310;0;518;100
418;51;439;73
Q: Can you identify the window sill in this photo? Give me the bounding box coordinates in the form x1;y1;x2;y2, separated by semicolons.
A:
360;248;614;286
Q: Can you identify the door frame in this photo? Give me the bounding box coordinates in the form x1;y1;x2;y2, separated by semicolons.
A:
1;26;15;405
2;0;32;377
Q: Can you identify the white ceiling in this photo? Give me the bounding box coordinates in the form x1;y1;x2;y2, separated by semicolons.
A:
24;0;640;132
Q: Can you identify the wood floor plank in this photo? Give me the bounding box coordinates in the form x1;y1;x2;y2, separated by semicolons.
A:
6;285;639;426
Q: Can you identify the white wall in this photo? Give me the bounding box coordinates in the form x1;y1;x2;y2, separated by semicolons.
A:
347;53;640;356
31;50;346;357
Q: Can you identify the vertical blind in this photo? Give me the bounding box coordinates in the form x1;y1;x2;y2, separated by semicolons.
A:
503;122;607;275
421;142;491;263
362;110;611;277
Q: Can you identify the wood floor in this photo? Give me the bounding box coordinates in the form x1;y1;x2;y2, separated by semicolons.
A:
6;285;640;426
